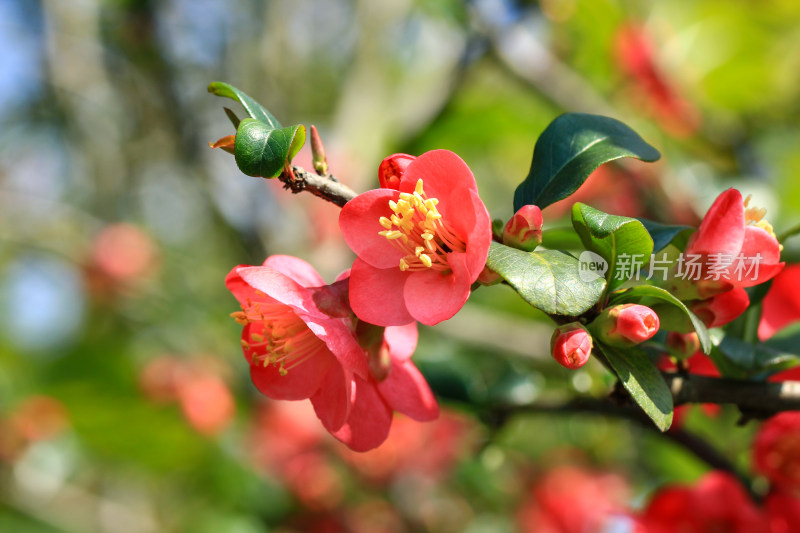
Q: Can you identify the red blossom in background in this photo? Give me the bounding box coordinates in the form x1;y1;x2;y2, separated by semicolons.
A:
517;466;633;533
759;264;800;341
340;149;492;326
754;412;800;490
637;471;765;533
227;255;437;451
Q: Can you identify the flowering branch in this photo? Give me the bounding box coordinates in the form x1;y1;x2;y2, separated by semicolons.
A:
281;165;356;207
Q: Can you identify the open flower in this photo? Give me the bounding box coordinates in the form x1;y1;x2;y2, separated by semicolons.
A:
339;150;492;326
226;255;437;451
684;188;783;296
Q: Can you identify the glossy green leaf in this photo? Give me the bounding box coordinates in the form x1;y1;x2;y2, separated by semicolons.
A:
234;119;306;178
600;344;673;431
710;326;800;378
609;285;711;354
208;81;282;128
513;113;661;211
572;203;654;292
639;219;693;253
486;242;605;316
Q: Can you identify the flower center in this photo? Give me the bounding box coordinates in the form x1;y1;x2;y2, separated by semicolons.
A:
231;294;326;375
377;179;466;272
744;194;783;251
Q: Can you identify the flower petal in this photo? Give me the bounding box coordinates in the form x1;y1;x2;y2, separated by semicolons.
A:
377;360;438;421
236;266;319;315
249;347;336;400
303;315;369;378
685;188;745;256
404;254;472;325
447;188;492;280
399;150;478;206
310;363;352;431
262;255;325;287
225;265;263;306
759;265;800;340
384;322;418;362
349;258;415;326
331;375;393;452
339;188;405;269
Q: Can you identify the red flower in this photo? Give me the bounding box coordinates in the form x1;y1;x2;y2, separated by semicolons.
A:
684;188;783;296
339;150;492;326
639;471;765;533
226;255;438;451
754;412;800;490
517;466;633;533
759;265;800;340
551;323;593;369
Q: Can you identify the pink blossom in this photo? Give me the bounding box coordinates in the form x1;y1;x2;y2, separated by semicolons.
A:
378;153;416;190
691;287;750;328
226;255;437;451
754;412;800;490
340;149;492;326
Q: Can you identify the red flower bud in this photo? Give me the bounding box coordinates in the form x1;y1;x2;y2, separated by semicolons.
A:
551;323;593;369
378;153;416;190
691;288;749;328
593;304;660;347
503;205;543;251
665;331;700;360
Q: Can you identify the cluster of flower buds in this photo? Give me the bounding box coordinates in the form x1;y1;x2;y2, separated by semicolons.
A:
550;304;660;369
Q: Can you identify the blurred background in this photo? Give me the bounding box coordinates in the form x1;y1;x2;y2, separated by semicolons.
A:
1;0;800;531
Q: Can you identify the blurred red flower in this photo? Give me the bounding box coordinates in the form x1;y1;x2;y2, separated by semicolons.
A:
754;412;800;490
638;471;764;533
339;149;492;326
517;466;633;533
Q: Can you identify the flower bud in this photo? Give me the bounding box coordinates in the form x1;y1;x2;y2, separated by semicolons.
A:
691;288;749;328
592;304;660;347
665;331;700;360
503;205;543;251
551;322;593;369
378;153;416;190
310;125;328;176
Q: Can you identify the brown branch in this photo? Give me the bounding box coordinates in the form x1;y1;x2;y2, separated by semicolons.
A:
280;165;357;207
666;373;800;417
480;397;754;496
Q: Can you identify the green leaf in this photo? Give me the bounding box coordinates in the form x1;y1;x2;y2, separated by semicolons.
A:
600;344;673;431
710;326;800;378
208;81;282;128
571;203;654;292
639;219;693;252
609;285;711;354
486;242;605;316
513;113;661;211
234;119;306;178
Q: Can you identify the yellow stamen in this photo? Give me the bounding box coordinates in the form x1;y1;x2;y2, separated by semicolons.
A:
743;195;783;251
377;179;467;272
